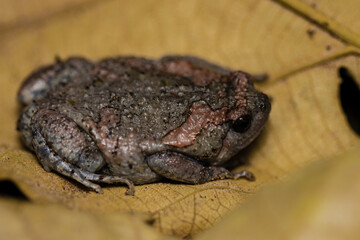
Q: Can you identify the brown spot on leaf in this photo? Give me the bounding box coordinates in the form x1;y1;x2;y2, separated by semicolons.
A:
307;29;316;39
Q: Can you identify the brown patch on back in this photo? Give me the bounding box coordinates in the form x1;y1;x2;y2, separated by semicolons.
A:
162;101;227;147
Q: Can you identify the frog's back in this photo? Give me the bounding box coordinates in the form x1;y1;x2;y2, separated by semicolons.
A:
61;68;231;140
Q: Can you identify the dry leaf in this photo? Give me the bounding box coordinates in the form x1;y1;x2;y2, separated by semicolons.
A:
197;148;360;240
0;0;359;238
0;0;96;29
0;198;170;240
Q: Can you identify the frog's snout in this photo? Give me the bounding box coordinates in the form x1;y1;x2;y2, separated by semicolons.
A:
256;93;271;114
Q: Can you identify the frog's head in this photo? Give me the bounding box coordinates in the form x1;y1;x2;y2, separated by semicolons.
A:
214;71;271;165
229;92;271;147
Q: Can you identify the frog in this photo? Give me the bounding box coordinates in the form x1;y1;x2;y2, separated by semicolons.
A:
17;55;271;195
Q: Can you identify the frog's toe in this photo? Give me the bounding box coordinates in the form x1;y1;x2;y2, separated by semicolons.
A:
77;170;135;195
233;170;256;181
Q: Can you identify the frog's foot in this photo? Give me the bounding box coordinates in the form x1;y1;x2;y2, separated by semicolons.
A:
31;128;135;195
79;171;135;195
147;151;255;184
233;170;255;181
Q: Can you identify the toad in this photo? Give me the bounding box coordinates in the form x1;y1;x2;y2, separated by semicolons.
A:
17;56;271;195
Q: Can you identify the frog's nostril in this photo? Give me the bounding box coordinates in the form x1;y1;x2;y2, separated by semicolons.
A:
258;101;266;112
257;93;270;113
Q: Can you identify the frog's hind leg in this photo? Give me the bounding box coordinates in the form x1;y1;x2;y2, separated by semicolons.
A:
32;128;103;192
31;128;135;194
30;109;135;194
147;151;255;184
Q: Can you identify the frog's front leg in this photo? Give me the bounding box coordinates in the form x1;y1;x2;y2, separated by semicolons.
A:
147;151;255;184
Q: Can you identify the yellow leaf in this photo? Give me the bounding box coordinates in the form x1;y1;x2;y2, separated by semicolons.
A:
0;0;97;30
197;148;360;240
0;197;170;240
0;0;359;238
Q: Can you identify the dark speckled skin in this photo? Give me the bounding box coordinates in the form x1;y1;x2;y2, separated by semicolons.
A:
17;56;271;195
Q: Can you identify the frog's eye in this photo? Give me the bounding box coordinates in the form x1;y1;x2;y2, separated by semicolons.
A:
232;114;252;133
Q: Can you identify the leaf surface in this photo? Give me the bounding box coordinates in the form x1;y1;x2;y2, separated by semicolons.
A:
0;197;169;240
0;0;359;237
197;148;360;240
